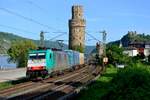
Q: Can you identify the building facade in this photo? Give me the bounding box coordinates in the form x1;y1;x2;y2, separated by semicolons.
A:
123;47;138;57
68;5;86;52
128;41;150;56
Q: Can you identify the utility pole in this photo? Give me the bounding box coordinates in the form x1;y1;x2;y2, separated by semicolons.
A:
100;30;108;72
40;31;48;48
100;30;107;57
57;40;64;50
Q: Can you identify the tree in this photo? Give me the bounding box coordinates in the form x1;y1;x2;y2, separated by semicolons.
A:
148;55;150;63
7;40;37;68
106;45;129;65
72;45;84;53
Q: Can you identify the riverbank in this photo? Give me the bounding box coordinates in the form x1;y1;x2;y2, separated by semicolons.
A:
0;68;26;82
0;55;16;69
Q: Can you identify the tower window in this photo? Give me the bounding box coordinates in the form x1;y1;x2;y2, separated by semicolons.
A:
79;14;81;17
80;43;81;46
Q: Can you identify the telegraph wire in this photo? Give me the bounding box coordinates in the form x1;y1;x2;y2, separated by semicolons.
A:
26;0;48;13
86;32;101;42
0;7;59;31
0;7;99;45
50;32;67;41
25;0;65;32
0;24;36;34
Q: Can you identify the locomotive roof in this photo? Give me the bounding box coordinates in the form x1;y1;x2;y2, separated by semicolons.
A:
29;49;52;53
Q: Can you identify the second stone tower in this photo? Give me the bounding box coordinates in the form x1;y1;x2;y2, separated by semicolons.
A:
69;5;86;53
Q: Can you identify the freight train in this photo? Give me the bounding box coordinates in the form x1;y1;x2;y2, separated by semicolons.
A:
26;48;84;79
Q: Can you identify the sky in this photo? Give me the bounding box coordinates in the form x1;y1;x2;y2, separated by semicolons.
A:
0;0;150;46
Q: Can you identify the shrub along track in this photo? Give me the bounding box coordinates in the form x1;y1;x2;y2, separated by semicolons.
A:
0;64;102;100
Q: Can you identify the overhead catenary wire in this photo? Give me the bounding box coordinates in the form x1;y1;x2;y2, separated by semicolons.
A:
26;0;48;13
0;7;59;31
0;6;100;45
0;24;37;34
25;0;65;32
86;32;101;43
49;32;67;41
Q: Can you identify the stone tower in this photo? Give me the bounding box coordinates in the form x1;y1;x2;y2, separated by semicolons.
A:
69;5;86;53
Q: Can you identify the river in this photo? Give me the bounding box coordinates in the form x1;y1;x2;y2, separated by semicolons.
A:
0;55;16;69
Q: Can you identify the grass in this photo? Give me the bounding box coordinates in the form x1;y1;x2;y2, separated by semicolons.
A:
77;63;150;100
0;77;28;90
0;82;13;90
102;65;150;100
77;66;118;100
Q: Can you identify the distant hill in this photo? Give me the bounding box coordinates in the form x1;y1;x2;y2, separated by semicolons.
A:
90;31;150;54
0;32;95;55
109;31;150;47
0;32;29;54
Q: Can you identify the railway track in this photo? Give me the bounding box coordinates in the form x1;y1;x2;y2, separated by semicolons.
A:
0;64;102;100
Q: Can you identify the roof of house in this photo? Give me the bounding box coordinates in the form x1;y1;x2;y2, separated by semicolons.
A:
124;47;137;50
129;41;150;45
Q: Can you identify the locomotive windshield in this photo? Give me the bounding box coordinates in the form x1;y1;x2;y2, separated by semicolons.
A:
29;53;46;59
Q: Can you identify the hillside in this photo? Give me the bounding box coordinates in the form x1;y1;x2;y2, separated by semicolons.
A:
90;31;150;54
0;32;29;54
109;31;150;47
0;32;95;55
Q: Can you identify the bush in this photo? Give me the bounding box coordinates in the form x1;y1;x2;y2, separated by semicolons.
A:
107;64;115;68
72;45;84;53
102;66;150;100
148;55;150;63
7;40;37;67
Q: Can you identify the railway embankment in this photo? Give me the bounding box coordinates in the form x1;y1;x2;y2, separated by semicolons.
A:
77;63;150;100
0;65;102;100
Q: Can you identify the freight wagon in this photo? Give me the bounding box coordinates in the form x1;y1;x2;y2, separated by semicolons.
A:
26;48;84;78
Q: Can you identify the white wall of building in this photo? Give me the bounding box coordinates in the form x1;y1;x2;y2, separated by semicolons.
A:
124;49;150;57
144;49;150;56
132;50;138;56
123;50;138;57
145;45;150;49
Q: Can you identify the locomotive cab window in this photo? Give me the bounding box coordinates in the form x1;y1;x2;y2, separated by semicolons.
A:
37;53;45;59
29;54;36;59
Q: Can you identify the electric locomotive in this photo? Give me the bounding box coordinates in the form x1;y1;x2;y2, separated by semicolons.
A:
26;48;84;79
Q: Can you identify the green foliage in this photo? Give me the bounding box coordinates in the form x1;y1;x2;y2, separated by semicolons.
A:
0;32;27;41
0;82;13;90
107;64;115;68
106;45;130;65
7;40;37;68
0;77;28;90
102;65;150;100
109;31;150;47
72;45;84;53
78;63;150;100
77;67;118;100
148;55;150;63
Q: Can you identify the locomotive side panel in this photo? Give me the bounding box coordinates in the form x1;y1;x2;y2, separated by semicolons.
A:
79;53;84;65
46;50;55;71
73;51;80;65
52;51;68;72
65;50;74;68
26;49;84;79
